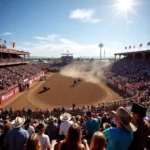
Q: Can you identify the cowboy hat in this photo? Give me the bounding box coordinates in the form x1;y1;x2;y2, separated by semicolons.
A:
11;117;25;128
49;116;55;122
24;118;32;126
36;122;47;131
110;107;137;132
131;102;147;117
60;113;71;121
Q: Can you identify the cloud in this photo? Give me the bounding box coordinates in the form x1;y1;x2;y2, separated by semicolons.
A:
69;9;101;23
60;38;77;45
18;36;120;58
1;32;12;36
33;34;58;42
127;20;133;23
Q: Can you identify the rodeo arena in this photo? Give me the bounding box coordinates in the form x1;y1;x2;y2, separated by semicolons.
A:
0;43;150;150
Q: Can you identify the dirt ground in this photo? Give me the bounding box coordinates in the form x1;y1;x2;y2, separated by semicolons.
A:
0;73;122;110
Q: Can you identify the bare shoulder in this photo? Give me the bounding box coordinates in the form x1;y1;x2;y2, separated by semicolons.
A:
80;144;85;150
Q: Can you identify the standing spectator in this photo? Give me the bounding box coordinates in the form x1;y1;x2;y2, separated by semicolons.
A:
100;112;111;130
4;117;29;150
45;116;59;142
26;133;41;150
85;111;99;141
24;118;35;136
58;123;85;150
83;131;106;150
0;123;12;150
36;122;51;150
103;107;137;150
59;113;73;137
129;103;150;150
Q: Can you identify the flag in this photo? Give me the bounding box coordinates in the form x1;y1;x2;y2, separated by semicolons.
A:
0;38;1;43
147;42;150;46
133;45;135;49
139;43;142;47
12;42;15;48
129;46;131;49
125;47;127;49
4;40;7;45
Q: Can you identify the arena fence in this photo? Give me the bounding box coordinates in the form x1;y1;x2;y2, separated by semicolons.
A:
104;76;136;96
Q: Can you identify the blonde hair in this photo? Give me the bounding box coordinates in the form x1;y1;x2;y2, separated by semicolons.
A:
90;131;106;150
26;133;41;150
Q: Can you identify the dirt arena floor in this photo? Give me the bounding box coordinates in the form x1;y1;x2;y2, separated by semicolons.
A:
0;73;122;110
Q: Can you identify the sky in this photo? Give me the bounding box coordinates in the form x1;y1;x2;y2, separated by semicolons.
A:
0;0;150;58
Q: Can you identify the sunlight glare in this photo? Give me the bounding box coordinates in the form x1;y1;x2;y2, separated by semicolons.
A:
117;0;132;11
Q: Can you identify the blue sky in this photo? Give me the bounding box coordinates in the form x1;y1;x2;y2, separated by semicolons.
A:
0;0;149;57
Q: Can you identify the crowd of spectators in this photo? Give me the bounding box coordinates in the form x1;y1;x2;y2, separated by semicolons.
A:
0;102;149;150
0;58;25;63
0;64;42;91
106;56;150;109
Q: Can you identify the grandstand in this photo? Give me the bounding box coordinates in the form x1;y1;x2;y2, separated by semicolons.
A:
0;45;44;104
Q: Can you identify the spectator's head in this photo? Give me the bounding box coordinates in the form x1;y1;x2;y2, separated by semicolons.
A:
131;102;147;120
36;123;47;134
65;123;82;147
3;123;12;133
110;107;137;132
60;113;71;122
48;116;55;123
103;122;111;130
86;111;92;119
24;118;32;130
26;133;41;150
12;117;25;128
90;131;106;150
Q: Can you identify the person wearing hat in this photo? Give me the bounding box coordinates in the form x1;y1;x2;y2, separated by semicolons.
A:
24;118;35;136
45;116;59;142
4;117;29;150
128;102;150;150
59;113;73;137
36;122;51;150
102;107;137;150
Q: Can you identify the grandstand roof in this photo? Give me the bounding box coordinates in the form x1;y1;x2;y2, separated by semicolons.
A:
0;48;30;55
115;49;150;55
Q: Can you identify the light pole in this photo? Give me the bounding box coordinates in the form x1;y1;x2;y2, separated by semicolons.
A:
99;43;103;62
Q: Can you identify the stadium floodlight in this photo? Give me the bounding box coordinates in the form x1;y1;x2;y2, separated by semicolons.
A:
99;43;103;61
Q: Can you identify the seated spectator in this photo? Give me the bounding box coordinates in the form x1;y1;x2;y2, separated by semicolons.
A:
58;123;85;150
26;133;41;150
36;122;51;150
4;117;29;150
129;102;150;150
103;107;137;150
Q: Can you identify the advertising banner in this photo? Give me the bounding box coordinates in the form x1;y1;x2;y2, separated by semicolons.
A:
126;87;135;96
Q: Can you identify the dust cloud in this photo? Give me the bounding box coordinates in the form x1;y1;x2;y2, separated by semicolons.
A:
60;60;110;84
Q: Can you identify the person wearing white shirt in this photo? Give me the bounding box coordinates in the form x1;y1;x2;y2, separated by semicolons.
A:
27;125;35;136
59;113;73;136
